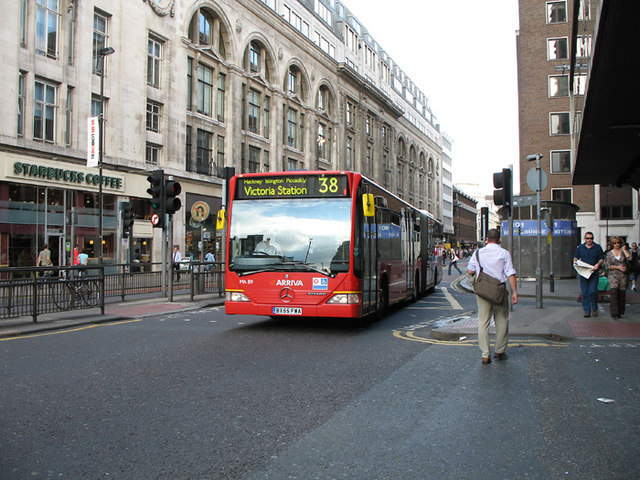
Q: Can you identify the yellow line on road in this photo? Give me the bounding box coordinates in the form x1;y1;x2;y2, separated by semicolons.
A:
0;319;143;342
392;330;568;347
441;287;463;310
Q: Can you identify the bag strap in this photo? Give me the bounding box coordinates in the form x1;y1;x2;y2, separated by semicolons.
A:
475;249;483;272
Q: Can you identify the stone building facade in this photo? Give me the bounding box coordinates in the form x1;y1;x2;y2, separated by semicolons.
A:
1;0;444;268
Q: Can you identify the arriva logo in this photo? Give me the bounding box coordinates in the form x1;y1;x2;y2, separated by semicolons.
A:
276;279;303;287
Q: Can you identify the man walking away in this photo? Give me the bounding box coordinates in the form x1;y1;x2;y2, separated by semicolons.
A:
467;229;518;365
573;232;604;317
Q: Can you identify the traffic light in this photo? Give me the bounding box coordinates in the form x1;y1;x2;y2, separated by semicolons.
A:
164;179;182;215
122;202;134;238
146;169;164;228
493;168;513;213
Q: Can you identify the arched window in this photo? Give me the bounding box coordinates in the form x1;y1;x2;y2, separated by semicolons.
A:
244;40;272;81
285;64;307;101
188;8;228;60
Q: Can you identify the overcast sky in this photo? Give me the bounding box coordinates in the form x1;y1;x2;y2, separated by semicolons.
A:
342;0;521;195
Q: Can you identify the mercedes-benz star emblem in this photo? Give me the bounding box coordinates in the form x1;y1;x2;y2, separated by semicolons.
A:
280;287;294;303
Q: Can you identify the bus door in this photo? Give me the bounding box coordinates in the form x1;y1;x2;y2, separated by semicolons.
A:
358;191;377;316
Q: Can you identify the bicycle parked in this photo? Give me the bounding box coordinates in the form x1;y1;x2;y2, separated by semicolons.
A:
47;275;101;309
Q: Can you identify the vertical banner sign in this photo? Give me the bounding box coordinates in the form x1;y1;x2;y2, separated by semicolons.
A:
87;116;99;168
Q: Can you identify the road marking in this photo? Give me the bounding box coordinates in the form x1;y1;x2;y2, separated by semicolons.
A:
392;329;568;347
0;319;143;342
441;286;463;310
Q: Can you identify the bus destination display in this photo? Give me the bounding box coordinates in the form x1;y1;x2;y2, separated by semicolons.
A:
236;175;349;200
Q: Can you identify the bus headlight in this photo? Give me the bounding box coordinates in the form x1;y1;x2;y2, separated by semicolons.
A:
226;291;250;302
326;293;360;304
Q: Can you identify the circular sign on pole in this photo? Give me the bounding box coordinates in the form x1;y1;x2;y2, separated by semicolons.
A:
526;167;548;192
151;213;160;226
191;201;210;222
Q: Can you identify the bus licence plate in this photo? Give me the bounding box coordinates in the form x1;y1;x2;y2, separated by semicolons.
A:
273;307;302;315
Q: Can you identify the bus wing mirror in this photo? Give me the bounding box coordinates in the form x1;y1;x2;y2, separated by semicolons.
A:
362;194;375;217
216;208;226;230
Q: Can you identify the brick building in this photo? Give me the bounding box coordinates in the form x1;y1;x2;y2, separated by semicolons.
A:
452;187;477;247
516;0;638;244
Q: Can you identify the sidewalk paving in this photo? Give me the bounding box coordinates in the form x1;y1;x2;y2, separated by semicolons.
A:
0;294;225;339
433;270;640;341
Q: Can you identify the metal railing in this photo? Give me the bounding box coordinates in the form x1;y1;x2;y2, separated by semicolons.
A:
0;262;225;323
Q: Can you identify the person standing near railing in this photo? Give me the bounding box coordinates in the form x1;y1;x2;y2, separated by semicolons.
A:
36;244;53;276
205;249;215;270
172;246;182;281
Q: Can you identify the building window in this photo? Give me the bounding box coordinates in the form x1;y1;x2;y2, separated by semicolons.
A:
552;188;572;203
550;112;570;135
20;0;27;47
249;42;260;72
187;58;193;110
345;25;358;55
147;36;162;88
346;137;353;170
574;74;587;95
263;96;270;138
366;115;373;137
248;145;260;173
216;135;225;168
549;75;569;97
600;187;633;220
146;143;160;164
287;69;297;94
65;86;73;146
547;37;568;60
33;79;56;142
551;151;571;173
314;0;331;24
345;101;353;126
317;123;327;160
576;35;592;58
287;108;297;147
366;147;373;177
197;63;213;116
287;158;297;171
92;11;109;74
248;89;260;133
196;129;213;175
90;94;102;117
36;0;60;58
216;73;225;122
263;150;270;172
198;10;213;45
186;126;192;168
546;1;567;24
17;72;25;136
146;100;162;133
578;0;591;20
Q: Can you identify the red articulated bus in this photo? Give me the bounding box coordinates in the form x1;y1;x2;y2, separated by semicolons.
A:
224;171;442;319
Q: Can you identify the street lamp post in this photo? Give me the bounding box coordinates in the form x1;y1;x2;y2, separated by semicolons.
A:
97;46;115;264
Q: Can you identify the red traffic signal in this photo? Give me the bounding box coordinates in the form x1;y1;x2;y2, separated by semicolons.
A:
164;179;182;215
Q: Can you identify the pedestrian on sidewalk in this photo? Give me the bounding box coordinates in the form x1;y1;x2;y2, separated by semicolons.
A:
466;228;518;365
630;242;639;291
36;243;53;276
172;245;182;281
573;232;605;318
448;249;463;275
604;236;631;318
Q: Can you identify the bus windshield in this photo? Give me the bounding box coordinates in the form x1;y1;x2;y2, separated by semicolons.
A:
229;198;352;276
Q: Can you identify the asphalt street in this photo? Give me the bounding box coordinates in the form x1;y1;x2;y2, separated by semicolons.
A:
1;279;639;479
